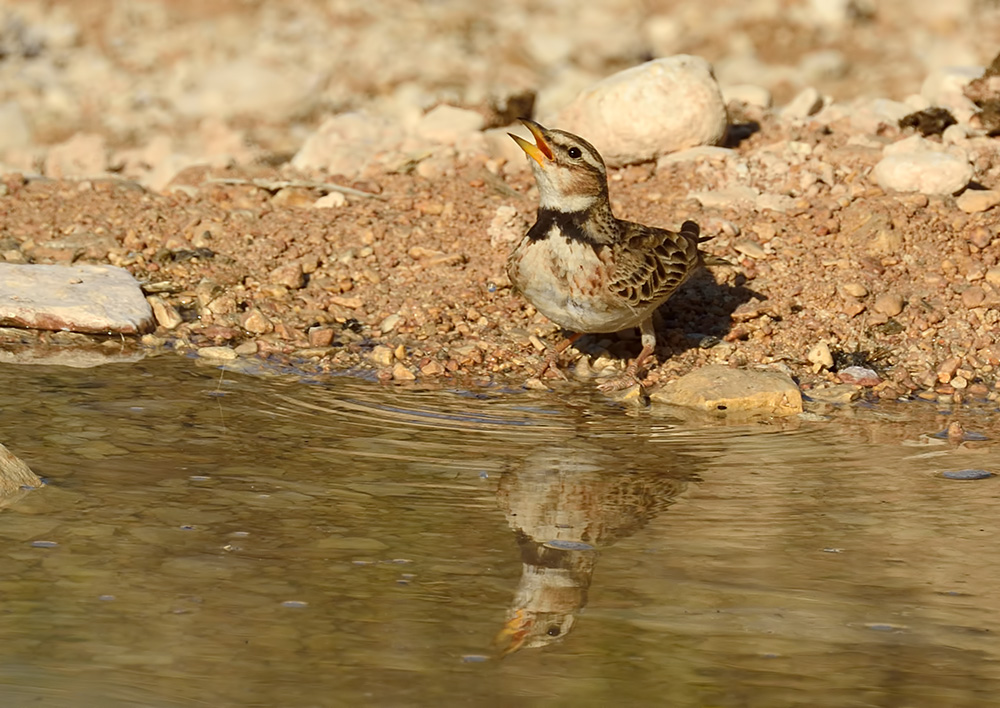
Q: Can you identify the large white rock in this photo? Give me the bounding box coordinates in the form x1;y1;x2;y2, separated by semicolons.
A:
553;56;729;167
0;264;154;335
873;136;973;194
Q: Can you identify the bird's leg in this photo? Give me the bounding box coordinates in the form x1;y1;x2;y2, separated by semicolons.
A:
537;331;584;380
597;318;656;392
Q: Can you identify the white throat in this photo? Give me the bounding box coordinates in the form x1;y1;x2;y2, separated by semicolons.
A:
537;184;597;212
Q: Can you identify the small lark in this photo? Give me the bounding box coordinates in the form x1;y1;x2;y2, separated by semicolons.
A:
508;118;727;391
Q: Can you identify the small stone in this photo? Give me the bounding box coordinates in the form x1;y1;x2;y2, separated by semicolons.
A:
241;309;274;334
951;376;969;389
420;359;445;376
873;292;905;317
837;366;881;386
270;262;305;290
392;362;416;381
147;295;183;330
380;314;402;333
331;296;363;309
734;240;766;259
807;342;834;372
781;86;824;119
937;356;962;383
308;327;335;347
956;190;1000;214
198;346;238;360
555;55;728;167
369;345;394;367
313;192;347;209
841;282;868;298
986;267;1000;287
649;365;803;416
961;286;986;308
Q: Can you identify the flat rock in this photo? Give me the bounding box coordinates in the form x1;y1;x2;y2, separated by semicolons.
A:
650;365;803;416
554;55;728;167
0;264;154;335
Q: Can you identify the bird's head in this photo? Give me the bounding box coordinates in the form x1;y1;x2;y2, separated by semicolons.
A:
509;119;608;213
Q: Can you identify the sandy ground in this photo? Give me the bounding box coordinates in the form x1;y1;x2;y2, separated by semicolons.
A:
1;0;1000;407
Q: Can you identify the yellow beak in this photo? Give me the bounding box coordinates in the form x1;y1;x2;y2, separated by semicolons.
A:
508;118;553;168
493;608;532;657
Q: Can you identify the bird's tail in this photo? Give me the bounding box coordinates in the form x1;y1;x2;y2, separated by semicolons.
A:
680;220;732;267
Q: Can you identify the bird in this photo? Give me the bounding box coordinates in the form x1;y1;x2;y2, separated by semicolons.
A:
507;118;727;391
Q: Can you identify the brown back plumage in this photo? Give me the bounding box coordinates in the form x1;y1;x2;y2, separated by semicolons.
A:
607;220;710;307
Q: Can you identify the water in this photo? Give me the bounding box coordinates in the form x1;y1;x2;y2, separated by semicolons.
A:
1;356;999;707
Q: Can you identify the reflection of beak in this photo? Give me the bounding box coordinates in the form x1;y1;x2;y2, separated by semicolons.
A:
494;608;532;657
508;118;553;168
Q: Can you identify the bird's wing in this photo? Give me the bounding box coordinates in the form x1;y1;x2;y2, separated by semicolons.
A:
607;220;703;306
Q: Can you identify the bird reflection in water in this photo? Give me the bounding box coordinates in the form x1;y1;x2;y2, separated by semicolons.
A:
494;435;697;656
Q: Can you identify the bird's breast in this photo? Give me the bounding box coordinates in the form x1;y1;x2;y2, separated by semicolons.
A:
508;230;651;333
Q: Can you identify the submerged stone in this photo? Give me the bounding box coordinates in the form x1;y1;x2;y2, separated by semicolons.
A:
942;469;993;480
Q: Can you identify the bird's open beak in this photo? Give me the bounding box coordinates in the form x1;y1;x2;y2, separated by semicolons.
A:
508;118;553;168
493;608;532;657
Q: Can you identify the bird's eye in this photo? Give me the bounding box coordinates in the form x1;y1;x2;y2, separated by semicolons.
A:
567;147;582;159
546;626;561;637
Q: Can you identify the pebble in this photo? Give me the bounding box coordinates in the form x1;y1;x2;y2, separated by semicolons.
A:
807;342;834;371
837;366;881;386
380;314;402;333
313;192;347;209
956;190;1000;214
197;346;238;360
873;292;905;317
555;55;728;167
270;262;305;290
781;86;824;119
240;309;274;334
985;267;1000;287
942;469;993;480
369;345;395;367
841;282;868;298
148;295;183;330
734;239;766;259
392;362;416;381
961;286;986;308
